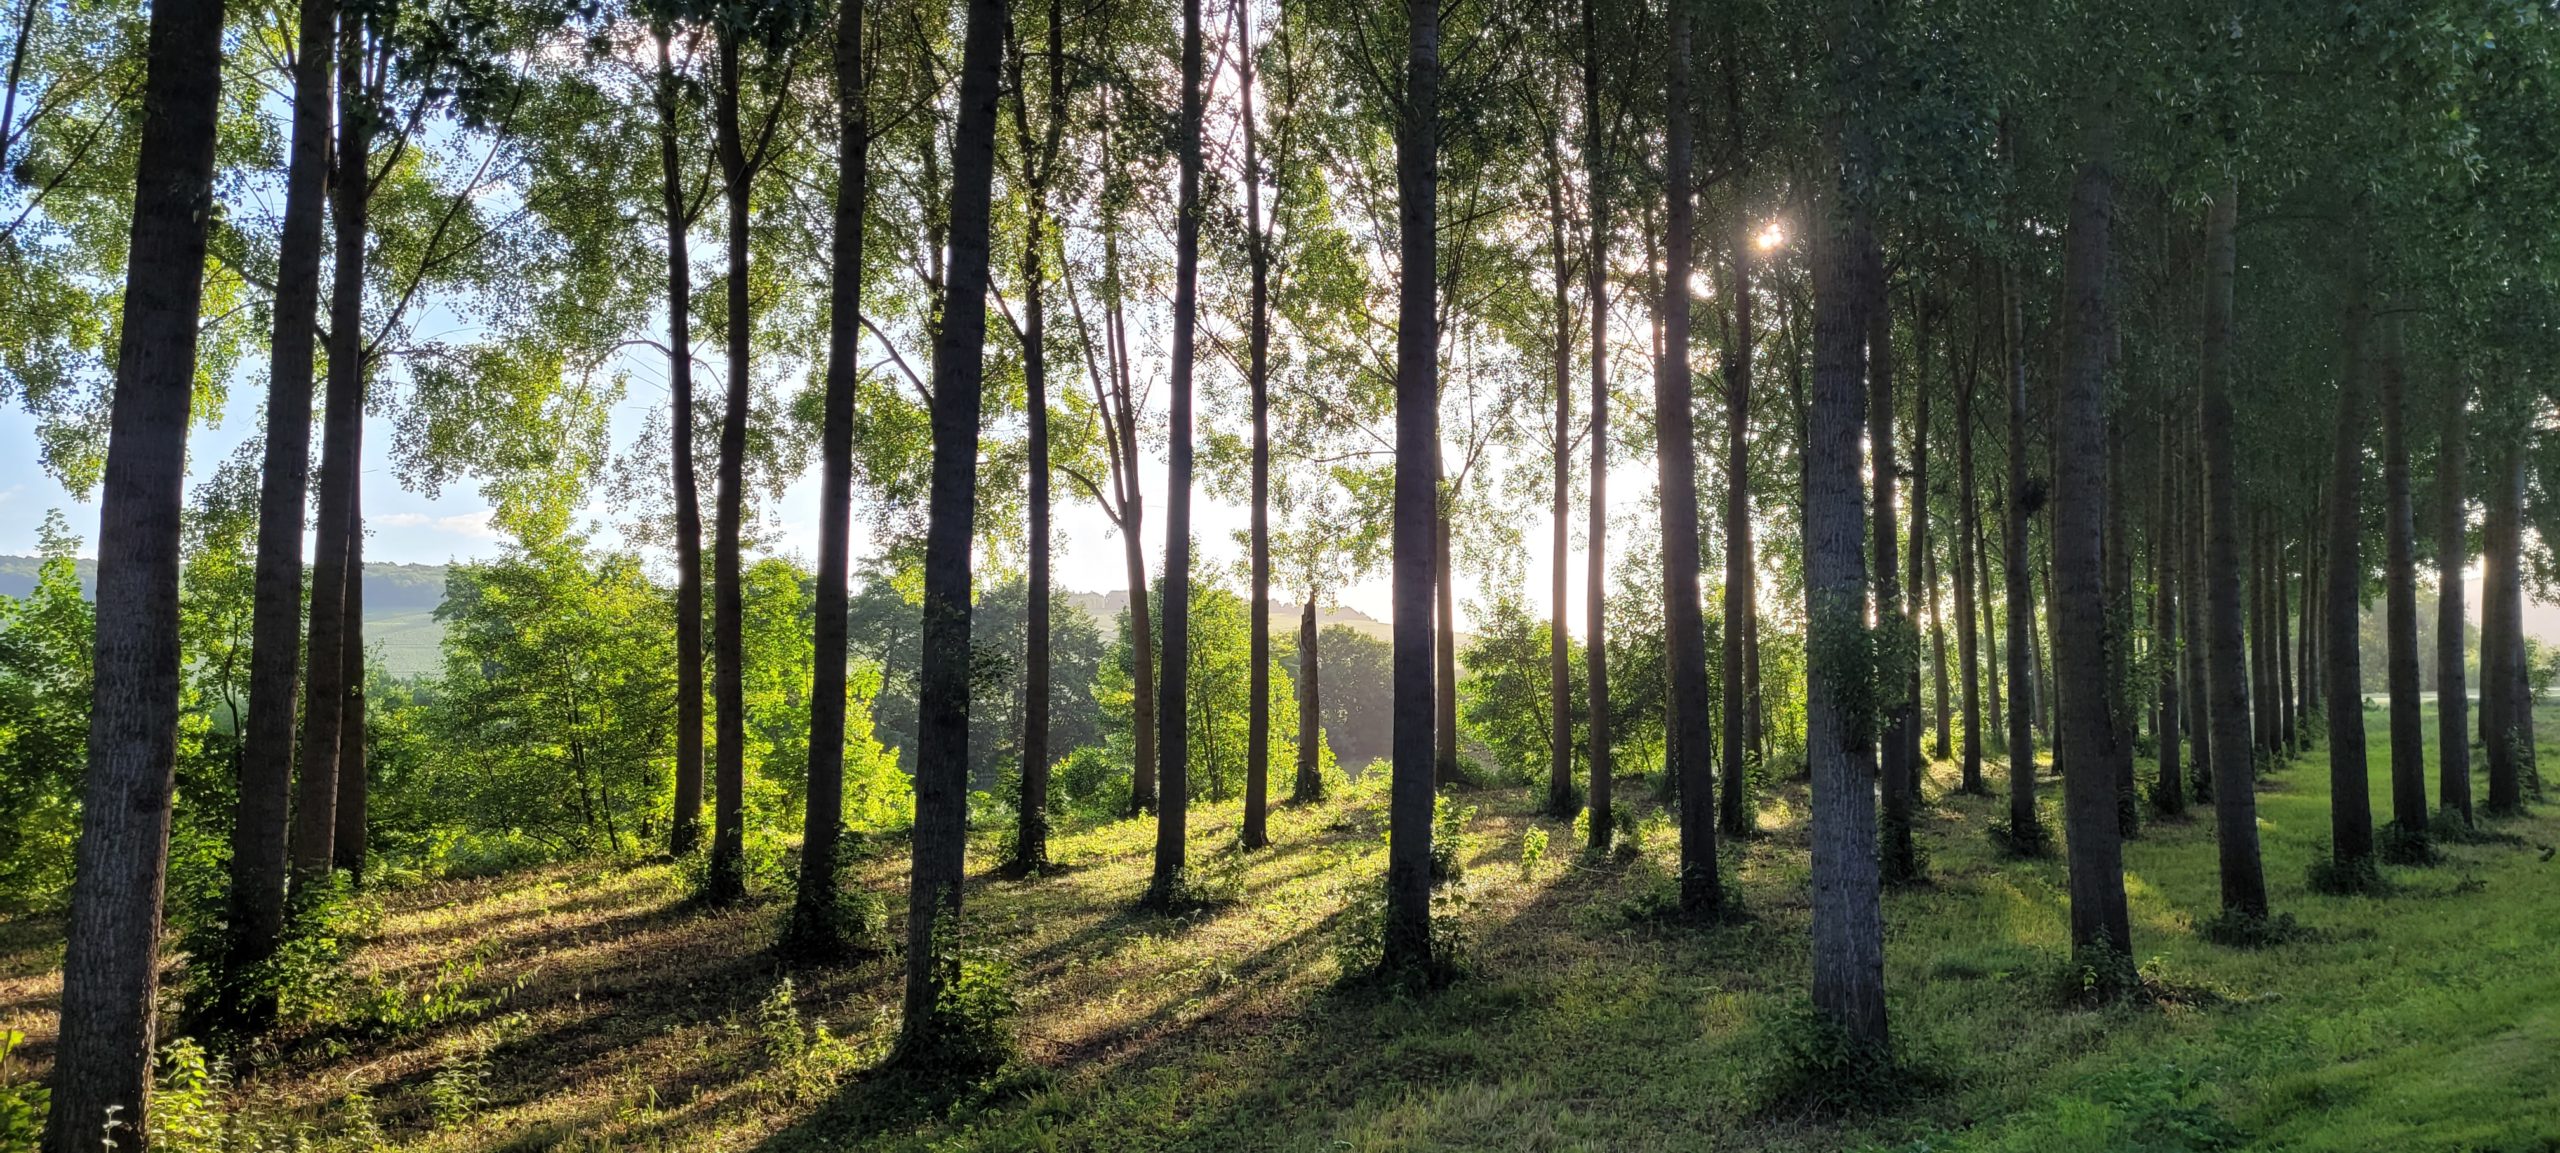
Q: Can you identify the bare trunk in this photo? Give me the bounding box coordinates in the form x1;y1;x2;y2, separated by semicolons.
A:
2484;442;2531;814
44;0;226;1141
2322;251;2376;875
1237;0;1272;848
1659;5;1719;912
1547;112;1576;819
1296;601;1322;801
656;27;707;860
1953;314;1984;791
2151;386;2183;815
2435;390;2471;824
790;1;868;948
1720;206;1756;835
2377;311;2426;840
1385;0;1441;972
900;0;1003;1058
1871;272;1917;882
333;491;367;875
1149;0;1204;904
227;0;334;1019
2002;258;2040;842
706;30;752;904
1582;0;1612;850
2198;182;2267;919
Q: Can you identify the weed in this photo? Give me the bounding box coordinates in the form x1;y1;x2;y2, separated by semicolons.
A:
428;1048;491;1131
2377;822;2442;866
2305;842;2387;895
0;1031;42;1151
1752;999;1924;1119
896;924;1021;1076
1517;826;1548;879
1986;817;2052;858
1430;796;1478;884
2198;908;2308;949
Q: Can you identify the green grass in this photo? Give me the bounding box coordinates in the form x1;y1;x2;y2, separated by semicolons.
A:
2;705;2554;1152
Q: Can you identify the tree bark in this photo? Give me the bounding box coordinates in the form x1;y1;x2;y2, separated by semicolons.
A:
706;28;753;904
1659;2;1719;912
791;0;867;948
1806;0;1888;1044
1296;600;1323;801
2322;251;2376;875
2435;388;2471;825
1149;0;1204;903
1385;0;1441;972
2484;441;2530;814
655;25;707;861
900;0;1003;1057
1582;0;1612;851
2001;259;2039;842
1720;204;1755;835
1434;491;1460;784
1919;334;1949;766
1871;268;1917;882
293;15;375;882
1007;0;1064;869
2181;376;2212;804
2053;128;2131;960
1240;0;1272;849
2377;310;2426;841
334;488;366;875
44;0;226;1141
2198;182;2267;919
1954;307;1984;791
228;0;333;1021
2151;386;2183;816
1547;102;1577;820
2105;396;2137;838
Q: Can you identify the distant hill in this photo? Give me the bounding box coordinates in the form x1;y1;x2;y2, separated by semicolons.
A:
0;557;453;679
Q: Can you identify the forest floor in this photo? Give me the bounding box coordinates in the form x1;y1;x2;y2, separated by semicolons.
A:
5;704;2560;1152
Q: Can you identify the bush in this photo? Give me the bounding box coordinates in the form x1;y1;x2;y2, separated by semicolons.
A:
1149;843;1250;911
1330;873;1469;988
1054;745;1128;815
1517;826;1549;879
897;926;1021;1075
2199;907;2306;949
2377;822;2442;866
2305;842;2387;895
179;873;379;1043
1430;797;1478;884
0;1030;44;1151
1752;999;1915;1118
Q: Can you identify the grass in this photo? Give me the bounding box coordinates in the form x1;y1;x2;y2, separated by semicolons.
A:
1;703;2556;1152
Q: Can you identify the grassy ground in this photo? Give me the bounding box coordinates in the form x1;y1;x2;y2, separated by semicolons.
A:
4;703;2557;1152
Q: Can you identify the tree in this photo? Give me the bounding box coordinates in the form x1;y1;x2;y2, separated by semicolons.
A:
222;0;335;1028
649;13;709;862
1657;0;1718;914
2320;249;2377;881
2375;310;2427;849
1580;0;1612;854
43;0;229;1141
1149;0;1204;907
786;0;869;955
900;0;1003;1062
2434;383;2471;826
1871;248;1917;884
2051;115;2130;967
2199;181;2267;923
1238;0;1275;851
1384;0;1439;976
1804;0;1886;1048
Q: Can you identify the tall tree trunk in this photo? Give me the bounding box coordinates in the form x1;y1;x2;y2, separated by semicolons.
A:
1009;0;1064;869
2249;514;2271;757
706;29;753;904
1547;108;1577;820
1980;486;2004;752
2277;520;2297;752
2053;128;2131;962
1871;271;1918;882
1296;600;1323;801
2377;310;2426;843
42;0;226;1141
1954;314;1984;791
2435;389;2472;826
2001;260;2040;844
2105;404;2137;838
1103;222;1158;818
1150;0;1204;903
1920;356;1950;766
1720;206;1756;835
1581;0;1612;851
655;26;707;860
1384;0;1441;973
2300;493;2319;745
2198;181;2267;920
1659;3;1719;913
227;0;333;1022
1434;490;1460;783
333;493;366;875
1806;0;1888;1045
2152;389;2184;815
790;0;867;949
2484;441;2529;814
1240;0;1272;849
293;17;375;882
900;0;1003;1059
2322;252;2376;878
2181;384;2212;803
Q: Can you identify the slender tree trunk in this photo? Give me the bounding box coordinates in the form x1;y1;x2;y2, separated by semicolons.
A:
2277;521;2297;752
43;0;226;1141
1806;0;1888;1044
2249;514;2271;757
2436;389;2472;825
2198;182;2267;919
2152;389;2184;815
1923;414;1951;767
1980;489;2003;752
1150;0;1205;903
227;0;333;1020
1659;4;1719;912
790;1;867;948
1240;0;1272;849
294;18;374;881
655;26;707;860
2105;403;2137;838
1582;0;1612;851
1008;0;1066;869
2301;493;2319;745
2181;387;2213;803
2377;310;2427;843
1101;220;1158;818
1434;489;1460;784
2002;260;2040;843
900;0;1003;1058
1954;318;1984;791
2484;441;2529;814
705;29;756;904
1296;600;1323;801
1385;0;1441;972
1547;111;1577;820
1720;207;1756;835
2323;252;2377;877
1871;270;1917;882
333;493;366;876
2053;128;2131;961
